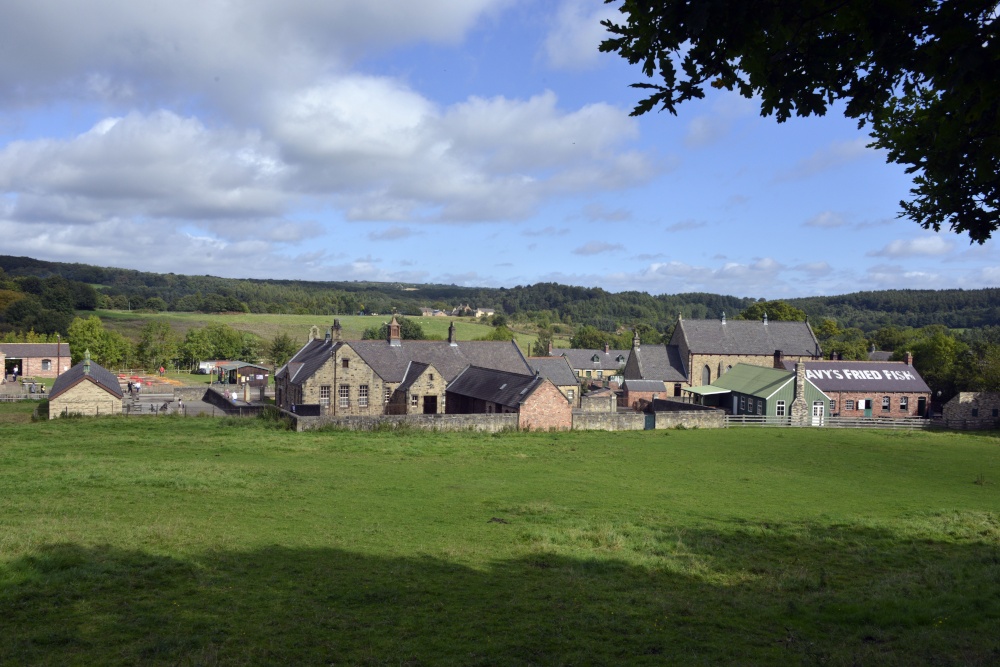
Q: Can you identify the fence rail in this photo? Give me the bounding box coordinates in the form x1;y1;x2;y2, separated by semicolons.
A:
725;414;936;429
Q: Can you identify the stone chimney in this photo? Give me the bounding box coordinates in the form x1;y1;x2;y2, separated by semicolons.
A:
790;361;809;425
388;316;402;347
332;319;342;341
604;342;610;354
547;340;553;355
448;321;457;346
773;349;783;369
309;325;320;341
906;351;913;366
633;328;641;350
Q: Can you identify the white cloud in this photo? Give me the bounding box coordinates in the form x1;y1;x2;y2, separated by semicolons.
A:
543;0;619;70
791;261;833;276
804;211;849;228
666;220;708;232
868;236;955;258
573;241;624;255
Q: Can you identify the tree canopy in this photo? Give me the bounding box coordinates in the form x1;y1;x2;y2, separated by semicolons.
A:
601;0;999;243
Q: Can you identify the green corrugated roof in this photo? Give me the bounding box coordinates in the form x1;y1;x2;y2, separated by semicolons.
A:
685;385;731;396
711;364;794;397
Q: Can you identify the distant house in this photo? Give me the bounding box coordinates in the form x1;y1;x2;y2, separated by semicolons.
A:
621;379;668;409
47;352;123;419
445;366;572;430
1;342;72;380
217;362;271;387
555;343;630;382
275;318;533;417
622;330;687;397
528;356;580;407
686;363;829;423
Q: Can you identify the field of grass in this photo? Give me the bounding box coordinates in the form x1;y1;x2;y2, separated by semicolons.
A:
1;405;998;665
95;310;553;353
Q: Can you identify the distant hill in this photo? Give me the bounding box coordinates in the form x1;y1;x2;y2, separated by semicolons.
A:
2;255;997;332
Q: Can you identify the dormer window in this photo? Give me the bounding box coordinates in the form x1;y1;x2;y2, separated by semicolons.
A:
591;354;600;363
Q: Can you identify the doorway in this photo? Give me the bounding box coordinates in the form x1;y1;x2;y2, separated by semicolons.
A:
422;395;438;414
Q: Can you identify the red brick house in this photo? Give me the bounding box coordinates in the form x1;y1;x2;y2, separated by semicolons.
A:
780;357;931;418
446;366;572;430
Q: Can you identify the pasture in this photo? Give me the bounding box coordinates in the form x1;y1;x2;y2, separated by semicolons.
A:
1;404;998;665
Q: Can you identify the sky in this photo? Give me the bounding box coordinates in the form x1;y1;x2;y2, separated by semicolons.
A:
0;0;997;300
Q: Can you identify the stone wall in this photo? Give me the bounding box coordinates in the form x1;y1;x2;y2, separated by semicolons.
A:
654;409;725;429
689;353;814;387
293;412;518;433
50;380;121;419
580;391;616;413
572;411;645;431
942;392;1000;430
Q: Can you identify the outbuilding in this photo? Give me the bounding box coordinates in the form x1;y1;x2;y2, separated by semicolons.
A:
446;366;572;430
47;352;123;419
780;357;931;418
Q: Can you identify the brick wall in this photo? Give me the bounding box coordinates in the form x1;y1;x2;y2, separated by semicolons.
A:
828;391;930;418
49;380;122;419
518;380;573;431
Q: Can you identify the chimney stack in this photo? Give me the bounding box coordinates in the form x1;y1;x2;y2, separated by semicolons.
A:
906;351;913;366
604;342;610;354
448;321;457;346
332;319;342;341
388;316;402;347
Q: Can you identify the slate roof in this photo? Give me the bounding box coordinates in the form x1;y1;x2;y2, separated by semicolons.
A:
275;338;337;385
49;359;123;400
556;348;630;371
0;342;72;358
781;360;931;393
218;362;271;372
528;356;578;386
446;366;546;409
868;350;894;362
629;344;687;382
622;379;668;392
396;362;433;394
348;339;531;384
278;337;532;387
674;319;821;357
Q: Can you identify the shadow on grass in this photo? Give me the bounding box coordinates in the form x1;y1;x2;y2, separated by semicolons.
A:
2;521;999;666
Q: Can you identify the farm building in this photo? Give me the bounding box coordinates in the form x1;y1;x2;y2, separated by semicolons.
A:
942;392;1000;429
47;352;123;419
445;366;572;430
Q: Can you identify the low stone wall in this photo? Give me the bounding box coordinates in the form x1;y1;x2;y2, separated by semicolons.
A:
654;409;725;429
293;412;518;433
175;386;210;401
572;411;645;431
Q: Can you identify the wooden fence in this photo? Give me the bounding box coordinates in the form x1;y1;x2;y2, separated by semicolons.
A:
725;415;938;430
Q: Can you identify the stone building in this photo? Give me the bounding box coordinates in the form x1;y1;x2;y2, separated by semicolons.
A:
780;356;931;418
1;342;73;380
620;379;669;409
942;392;1000;429
445;366;573;430
47;352;123;419
275;318;532;417
624;314;821;391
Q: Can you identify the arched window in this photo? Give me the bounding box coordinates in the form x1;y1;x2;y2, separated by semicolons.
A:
702;365;711;385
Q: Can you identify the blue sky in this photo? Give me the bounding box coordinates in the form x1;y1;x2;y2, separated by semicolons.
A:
1;0;996;298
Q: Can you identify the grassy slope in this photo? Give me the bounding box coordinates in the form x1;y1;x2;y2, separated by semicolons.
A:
1;408;998;665
95;310;552;353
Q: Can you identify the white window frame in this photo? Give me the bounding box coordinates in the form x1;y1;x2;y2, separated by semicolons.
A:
882;396;891;412
410;394;419;408
384;387;392;403
41;359;52;371
899;396;908;410
359;384;369;408
846;399;855;411
775;400;785;417
319;385;331;408
339;384;350;409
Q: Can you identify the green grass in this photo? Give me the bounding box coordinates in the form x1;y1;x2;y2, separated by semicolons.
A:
2;406;998;665
95;310;546;352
